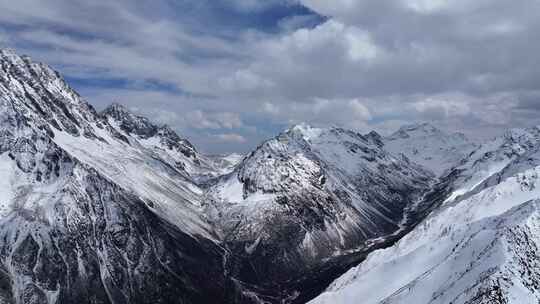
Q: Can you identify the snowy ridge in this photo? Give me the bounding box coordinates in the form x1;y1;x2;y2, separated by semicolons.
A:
6;47;540;304
0;48;215;238
0;49;249;304
206;123;434;294
102;103;238;184
310;130;540;304
384;122;478;176
444;125;540;204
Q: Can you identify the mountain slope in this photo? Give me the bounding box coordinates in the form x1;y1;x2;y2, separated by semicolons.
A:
101;103;238;184
0;49;249;304
205;123;435;301
310;132;540;304
9;47;540;304
384;123;478;176
444;126;540;204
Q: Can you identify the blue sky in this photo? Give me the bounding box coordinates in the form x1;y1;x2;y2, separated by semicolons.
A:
1;0;539;153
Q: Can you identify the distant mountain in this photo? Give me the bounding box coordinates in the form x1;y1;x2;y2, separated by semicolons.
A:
384;122;478;176
444;126;540;203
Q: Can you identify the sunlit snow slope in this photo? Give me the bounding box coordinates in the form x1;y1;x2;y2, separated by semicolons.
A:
206;123;435;298
310;131;540;304
384;123;478;176
0;49;247;304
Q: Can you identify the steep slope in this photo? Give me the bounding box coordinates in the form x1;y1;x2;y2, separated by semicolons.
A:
310;133;540;304
444;126;540;203
206;123;435;301
0;49;248;304
384;123;478;176
101;104;237;184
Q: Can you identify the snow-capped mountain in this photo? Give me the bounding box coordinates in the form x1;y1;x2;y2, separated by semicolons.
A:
310;130;540;304
5;47;540;304
384;123;478;176
101;103;239;184
0;49;253;304
205;123;435;300
3;48;438;304
444;126;540;203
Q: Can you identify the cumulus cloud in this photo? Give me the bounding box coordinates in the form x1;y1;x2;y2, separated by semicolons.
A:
413;98;471;118
214;133;248;143
186;111;244;130
1;0;539;151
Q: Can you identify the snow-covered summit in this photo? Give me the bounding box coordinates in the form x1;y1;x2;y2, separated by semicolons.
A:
384;122;478;176
387;122;442;139
206;124;435;296
443;125;540;204
0;49;247;304
7;48;540;304
287;123;325;141
101;103;238;183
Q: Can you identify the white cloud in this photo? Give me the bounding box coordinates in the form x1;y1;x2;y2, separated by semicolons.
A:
273;20;378;61
1;0;539;151
413;98;471;117
218;69;275;92
345;27;378;61
185;111;244;130
0;31;8;44
348;99;372;120
214;133;247;143
404;0;452;13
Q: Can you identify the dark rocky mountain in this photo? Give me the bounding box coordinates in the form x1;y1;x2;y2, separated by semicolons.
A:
101;103;240;184
205;123;437;301
0;49;256;304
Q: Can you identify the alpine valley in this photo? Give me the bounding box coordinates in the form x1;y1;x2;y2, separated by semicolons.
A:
1;48;540;304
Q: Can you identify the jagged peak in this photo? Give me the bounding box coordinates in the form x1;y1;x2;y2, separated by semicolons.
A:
0;48;27;63
0;48;20;61
285;123;368;143
396;122;440;135
0;49;100;137
102;103;146;121
102;103;197;152
365;130;384;147
0;48;63;80
503;125;540;141
102;103;159;137
387;122;463;142
286;123;325;141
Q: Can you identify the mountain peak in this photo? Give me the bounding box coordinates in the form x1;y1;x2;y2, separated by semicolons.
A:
390;122;441;139
287;123;325;141
0;49;100;137
102;103;159;138
365;130;384;147
384;122;477;176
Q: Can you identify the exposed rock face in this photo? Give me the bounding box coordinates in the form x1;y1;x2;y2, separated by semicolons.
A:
310;129;540;304
11;47;540;304
206;124;435;300
0;49;249;304
0;48;440;303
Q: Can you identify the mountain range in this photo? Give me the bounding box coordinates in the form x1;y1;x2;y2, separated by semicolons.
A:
1;48;540;304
